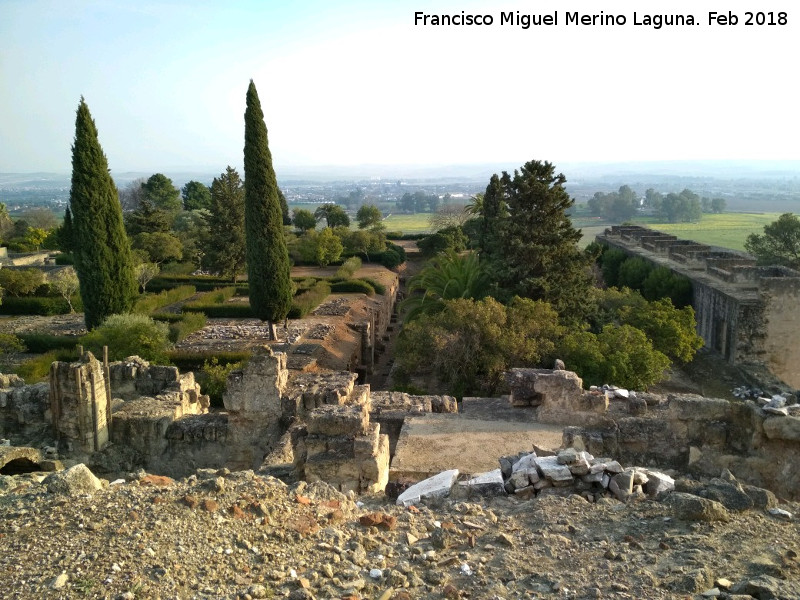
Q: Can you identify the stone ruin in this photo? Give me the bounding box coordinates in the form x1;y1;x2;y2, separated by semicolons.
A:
500;367;800;500
0;346;459;495
2;342;800;502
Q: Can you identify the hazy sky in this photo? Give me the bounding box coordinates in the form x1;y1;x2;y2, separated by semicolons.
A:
1;0;798;174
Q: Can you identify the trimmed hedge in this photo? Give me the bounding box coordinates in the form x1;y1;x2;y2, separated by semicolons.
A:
133;285;196;315
358;277;386;295
289;280;331;318
182;303;255;318
0;296;74;316
168;312;207;343
55;253;75;265
330;279;375;295
16;333;78;353
148;275;248;293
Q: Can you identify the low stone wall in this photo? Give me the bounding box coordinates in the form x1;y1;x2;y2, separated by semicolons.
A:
506;367;800;499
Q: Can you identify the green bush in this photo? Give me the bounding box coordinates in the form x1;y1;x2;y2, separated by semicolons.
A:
335;256;362;279
15;349;78;382
181;287;237;313
167;349;251;373
0;333;26;354
289;280;331;318
167;312;207;343
81;314;171;363
0;296;73;316
16;333;77;353
197;357;245;407
330;279;375;295
0;268;46;297
133;285;196;315
55;253;75;265
357;277;386;295
379;249;402;269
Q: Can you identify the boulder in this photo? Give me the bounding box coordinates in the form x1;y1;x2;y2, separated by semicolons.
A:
664;492;730;522
45;464;104;495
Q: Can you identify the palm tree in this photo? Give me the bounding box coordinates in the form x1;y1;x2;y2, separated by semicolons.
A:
401;251;490;322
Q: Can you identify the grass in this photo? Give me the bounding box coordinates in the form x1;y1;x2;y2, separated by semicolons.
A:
577;212;782;252
382;213;432;234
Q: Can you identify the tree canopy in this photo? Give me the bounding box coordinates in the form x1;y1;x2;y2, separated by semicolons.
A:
744;212;800;269
243;80;293;338
203;166;246;281
356;204;382;229
68;98;137;329
181;180;212;211
315;204;350;228
478;160;593;318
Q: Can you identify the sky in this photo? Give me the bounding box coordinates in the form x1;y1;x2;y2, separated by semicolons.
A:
1;0;798;175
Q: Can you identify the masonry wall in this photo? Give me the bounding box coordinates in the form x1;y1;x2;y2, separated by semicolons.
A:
761;276;800;388
598;227;800;387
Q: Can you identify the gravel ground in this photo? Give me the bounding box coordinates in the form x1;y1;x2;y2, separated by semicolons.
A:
1;467;799;600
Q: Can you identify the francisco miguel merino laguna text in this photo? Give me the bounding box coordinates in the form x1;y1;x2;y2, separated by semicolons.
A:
415;11;701;29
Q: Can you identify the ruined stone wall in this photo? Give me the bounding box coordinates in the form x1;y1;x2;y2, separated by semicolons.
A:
506;367;800;499
598;227;800;386
0;374;49;444
760;275;800;388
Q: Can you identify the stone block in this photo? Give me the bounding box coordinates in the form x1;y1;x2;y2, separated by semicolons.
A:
396;469;459;506
460;469;505;497
534;456;574;485
223;347;287;415
644;471;675;496
762;416;800;441
669;395;730;421
150;365;179;382
307;404;369;437
353;423;380;460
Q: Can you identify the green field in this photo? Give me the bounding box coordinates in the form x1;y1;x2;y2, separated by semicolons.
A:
382;213;432;234
576;213;781;252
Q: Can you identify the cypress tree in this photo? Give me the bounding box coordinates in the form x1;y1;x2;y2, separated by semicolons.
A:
243;80;292;339
69;98;137;329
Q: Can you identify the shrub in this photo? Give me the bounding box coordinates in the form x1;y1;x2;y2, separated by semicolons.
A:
358;277;386;295
55;253;75;265
15;349;78;382
335;256;362;279
0;268;45;297
417;226;467;258
330;279;375;295
81;314;171;363
0;296;73;316
0;333;26;354
197;357;245;407
167;349;251;373
167;312;207;343
379;249;402;269
182;303;255;318
16;333;76;353
599;248;627;287
132;285;196;315
387;242;407;263
289;280;330;318
617;257;653;290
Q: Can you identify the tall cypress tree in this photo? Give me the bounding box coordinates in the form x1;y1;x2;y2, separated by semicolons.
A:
243;80;292;340
69;98;137;329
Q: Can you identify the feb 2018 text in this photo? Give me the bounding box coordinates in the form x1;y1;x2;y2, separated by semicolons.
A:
413;11;789;29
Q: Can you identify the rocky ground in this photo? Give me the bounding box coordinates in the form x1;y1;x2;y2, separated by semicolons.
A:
1;465;799;600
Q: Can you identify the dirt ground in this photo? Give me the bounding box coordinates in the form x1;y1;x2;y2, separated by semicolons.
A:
390;413;564;480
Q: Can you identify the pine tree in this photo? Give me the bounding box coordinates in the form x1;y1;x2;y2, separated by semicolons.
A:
69;98;137;329
483;160;592;320
243;81;292;339
203;166;246;282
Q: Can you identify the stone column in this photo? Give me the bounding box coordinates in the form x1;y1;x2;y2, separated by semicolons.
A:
50;352;110;453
